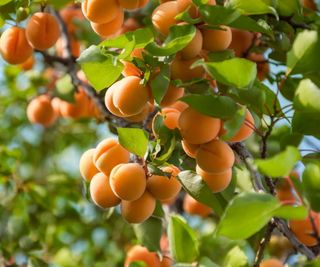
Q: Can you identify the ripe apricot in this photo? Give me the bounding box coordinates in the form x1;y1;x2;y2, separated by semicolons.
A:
79;149;100;182
26;12;61;50
82;0;121;24
171;56;205;82
121;191;156;223
180;27;203;60
160;256;173;267
125;103;152;123
182;140;200;158
196;165;232;193
104;86;127;117
60;5;84;34
19;56;35;71
121;61;142;77
178;107;221;144
161;84;184;107
202;26;232;52
125;245;161;267
196;139;235;173
0;27;33;65
51;97;62;116
118;18;140;34
152;2;180;36
228;29;254;57
147;165;181;200
303;0;317;10
260;259;284;267
93;138;130;175
183;194;212;217
26;95;57;127
119;0;148;10
90;172;121;208
169;101;188;112
247;53;269;81
153;107;181;132
276;178;297;205
177;0;216;18
110;163;146;201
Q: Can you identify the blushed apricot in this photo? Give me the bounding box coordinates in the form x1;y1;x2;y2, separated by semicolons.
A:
19;56;35;71
121;191;156;223
119;0;148;10
183;194;212;217
196;165;232;193
147;165;181;200
196;139;235;173
202;26;232;52
177;0;216;18
182;140;200;158
26;95;57;127
0;27;33;65
152;2;180;36
169;101;188;112
180;27;203;60
161;84;184;107
110;163;146;201
228;29;254;57
26;12;61;50
90;172;121;208
79;149;99;182
125;245;161;267
260;259;284;267
82;0;121;24
171;56;205;82
178;107;221;144
93;138;130;175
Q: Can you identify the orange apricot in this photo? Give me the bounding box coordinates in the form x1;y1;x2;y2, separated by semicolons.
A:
153;107;181;131
26;12;61;50
119;0;149;9
0;27;33;65
228;29;254;57
26;95;57;127
147;165;181;200
161;84;184;107
19;56;35;71
171;56;205;82
60;5;84;34
104;86;127;117
90;172;121;208
178;107;221;144
125;245;161;267
260;259;284;267
121;60;142;77
196;139;235;173
121;191;156;223
180;27;203;60
196;165;232;193
160;256;173;267
51;97;62;116
79;149;100;182
303;0;317;10
125;103;152;123
56;37;81;58
110;163;146;201
181;140;200;158
247;53;269;81
93;138;130;175
177;0;216;18
183;194;212;217
82;0;121;24
202;26;232;52
169;101;188;112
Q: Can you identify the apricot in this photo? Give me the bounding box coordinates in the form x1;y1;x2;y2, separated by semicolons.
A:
202;26;232;52
183;194;212;217
26;12;61;50
180;27;203;60
110;163;146;201
118;18;140;34
152;2;180;36
147;165;181;200
119;0;149;10
79;149;100;182
228;29;254;57
247;53;269;81
60;5;84;34
90;172;121;208
196;139;235;173
82;0;121;24
153;107;181;132
276;178;297;205
171;56;205;82
51;97;62;116
104;86;127;117
121;191;156;223
161;84;184;107
26;95;57;127
93;138;130;175
0;27;33;65
125;103;151;123
19;56;35;71
177;0;216;18
178;107;221;144
160;195;177;206
169;101;188;112
121;60;142;77
125;245;161;267
90;9;124;38
260;259;284;267
196;165;232;193
160;256;173;267
182;140;200;158
303;0;317;10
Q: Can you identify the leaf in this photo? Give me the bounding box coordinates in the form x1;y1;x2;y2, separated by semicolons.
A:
199;257;220;267
255;146;301;178
273;205;308;220
226;0;277;16
302;164;320;212
199;5;241;25
223;246;249;267
117;128;149;157
220;106;246;140
292;111;320;137
168;215;199;263
55;74;75;102
150;64;171;104
129;262;147;267
293;79;320;113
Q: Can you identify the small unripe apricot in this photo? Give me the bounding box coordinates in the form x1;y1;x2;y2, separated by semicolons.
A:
183;194;212;217
26;12;61;50
27;95;57;127
171;56;205;82
181;140;200;158
125;245;161;267
196;139;235;173
161;84;184;107
121;191;156;223
228;29;254;57
90;172;121;208
260;259;284;267
196;165;232;193
82;0;121;24
178;107;221;144
94;138;130;175
0;27;33;65
79;149;100;182
202;26;232;52
147;165;181;200
180;27;203;60
119;0;149;10
110;163;146;201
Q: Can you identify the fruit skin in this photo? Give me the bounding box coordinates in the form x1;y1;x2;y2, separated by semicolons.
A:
125;103;152;123
177;0;216;18
93;138;130;175
178;107;221;144
26;12;61;51
228;29;254;57
0;27;33;65
124;245;161;267
181;140;200;158
202;26;232;52
171;56;205;82
121;61;142;77
60;5;84;34
110;163;146;201
147;165;181;200
275;178;297;205
27;95;57;127
196;139;235;173
121;191;156;223
247;53;269;81
170;101;188;112
196;165;232;193
19;56;35;71
260;258;284;267
160;256;173;267
160;84;184;107
152;107;181;133
104;86;127;117
79;149;100;182
183;194;212;217
303;0;317;10
90;172;121;208
82;0;121;24
119;0;149;10
180;27;203;60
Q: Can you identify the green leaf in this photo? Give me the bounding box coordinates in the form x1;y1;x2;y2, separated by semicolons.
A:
226;0;277;16
302;164;320;212
220;106;246;141
294;79;320;113
199;5;241;25
117;128;149;157
168;215;199;263
229;16;273;37
55;74;75;102
255;146;301;177
129;262;147;267
0;0;13;6
223;246;249;267
292;111;320;137
273;205;308;220
150;64;171;104
199;257;220;267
